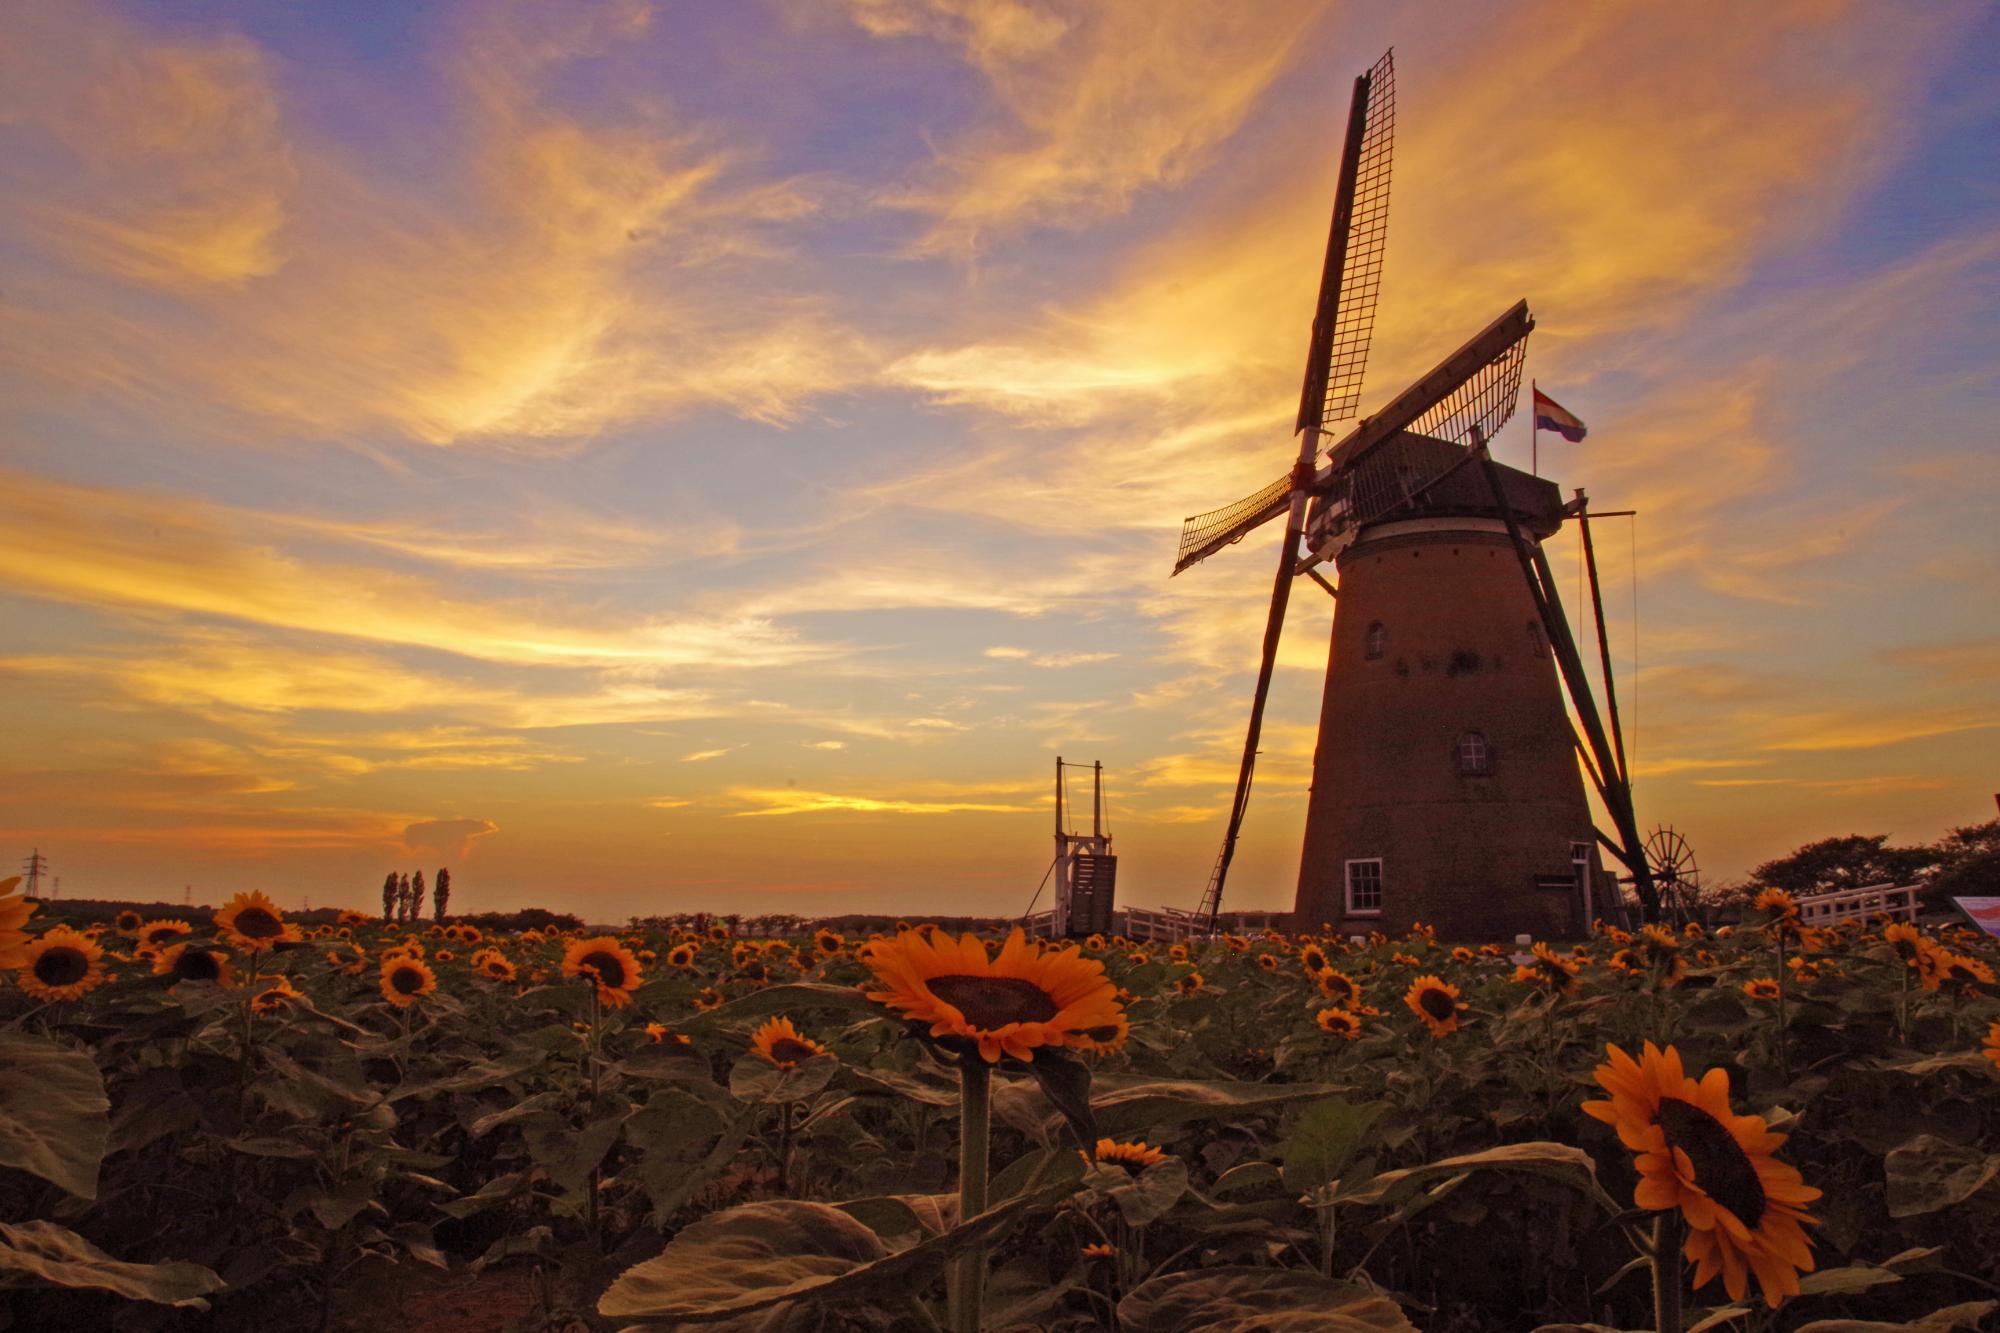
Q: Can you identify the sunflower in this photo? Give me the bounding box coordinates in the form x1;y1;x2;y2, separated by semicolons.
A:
0;882;38;970
379;956;436;1007
1937;951;1996;987
114;909;144;935
1638;925;1688;987
1450;946;1475;963
1912;940;1949;993
1316;968;1362;1008
708;924;731;942
338;910;368;926
18;927;107;1002
1173;970;1205;995
1983;1019;2000;1073
1404;975;1465;1037
215;891;299;952
561;936;644;1009
1256;953;1279;972
749;1016;829;1069
859;927;1127;1064
1479;942;1507;958
1081;1242;1117;1260
153;942;237;987
1583;1042;1819;1308
1684;921;1706;939
693;985;724;1011
250;977;303;1015
478;954;518;982
1787;957;1826;984
1316;1007;1363;1040
1513;942;1580;996
815;928;844;957
1752;888;1798;918
1094;1138;1167;1172
1742;978;1782;1001
325;944;367;975
645;1023;691;1046
1609;947;1644;975
1299;944;1330;976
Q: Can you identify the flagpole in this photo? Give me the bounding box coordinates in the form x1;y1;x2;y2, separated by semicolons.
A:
1531;378;1539;477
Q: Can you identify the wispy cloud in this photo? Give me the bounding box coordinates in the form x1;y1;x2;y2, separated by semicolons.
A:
727;786;1037;817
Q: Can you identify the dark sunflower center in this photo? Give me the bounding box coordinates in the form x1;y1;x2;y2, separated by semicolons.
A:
1418;987;1456;1021
1658;1097;1765;1229
174;949;221;981
769;1037;817;1064
1325;974;1356;999
391;966;426;994
928;975;1059;1028
580;952;626;987
1303;950;1326;972
145;926;184;944
118;913;141;930
35;947;89;986
234;907;283;939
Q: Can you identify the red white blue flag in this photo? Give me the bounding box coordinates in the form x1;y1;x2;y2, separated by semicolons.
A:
1532;387;1587;442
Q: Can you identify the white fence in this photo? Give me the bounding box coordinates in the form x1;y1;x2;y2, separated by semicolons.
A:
1022;905;1282;943
1794;882;1920;928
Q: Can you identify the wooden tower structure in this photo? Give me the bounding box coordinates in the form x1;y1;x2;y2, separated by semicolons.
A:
1171;51;1657;940
1053;758;1117;938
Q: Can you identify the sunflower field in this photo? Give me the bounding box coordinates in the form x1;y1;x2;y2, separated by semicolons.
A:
3;879;1998;1332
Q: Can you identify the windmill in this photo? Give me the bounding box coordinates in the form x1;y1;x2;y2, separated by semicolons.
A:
1174;50;1658;938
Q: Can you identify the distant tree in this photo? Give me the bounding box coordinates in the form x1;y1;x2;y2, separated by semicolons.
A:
1923;819;2000;906
381;872;398;920
398;873;413;922
1750;834;1936;898
433;867;450;922
411;870;426;922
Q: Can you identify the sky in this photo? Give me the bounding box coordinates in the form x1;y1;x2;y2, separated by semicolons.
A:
3;0;1997;921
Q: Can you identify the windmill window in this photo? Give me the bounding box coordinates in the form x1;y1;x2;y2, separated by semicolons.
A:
1365;622;1387;659
1456;731;1490;775
1345;859;1383;914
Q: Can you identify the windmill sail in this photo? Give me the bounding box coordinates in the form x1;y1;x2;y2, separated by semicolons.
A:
1173;49;1395;581
1297;49;1395;434
1306;300;1533;564
1192;51;1400;927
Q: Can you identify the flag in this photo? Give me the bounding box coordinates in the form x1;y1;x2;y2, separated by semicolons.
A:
1532;387;1587;443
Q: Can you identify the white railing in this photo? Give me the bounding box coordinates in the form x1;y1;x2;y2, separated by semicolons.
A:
1023;905;1285;943
1794;882;1920;927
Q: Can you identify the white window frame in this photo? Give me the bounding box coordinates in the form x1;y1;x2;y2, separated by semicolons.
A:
1344;858;1384;915
1457;731;1490;775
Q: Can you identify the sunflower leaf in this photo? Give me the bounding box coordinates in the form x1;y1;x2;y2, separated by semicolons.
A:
0;1220;225;1309
599;1188;1069;1322
730;1053;839;1104
1883;1134;2000;1219
1027;1048;1098;1149
1333;1141;1613;1215
0;1030;109;1199
701;983;886;1024
1116;1266;1418;1332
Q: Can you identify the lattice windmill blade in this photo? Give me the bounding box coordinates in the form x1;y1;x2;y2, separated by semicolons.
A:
1303;300;1534;567
1172;470;1296;577
1296;49;1395;435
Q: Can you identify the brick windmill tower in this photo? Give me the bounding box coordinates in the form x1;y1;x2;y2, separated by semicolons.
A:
1172;52;1657;940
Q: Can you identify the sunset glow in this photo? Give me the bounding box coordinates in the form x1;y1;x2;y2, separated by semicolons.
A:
4;0;1996;918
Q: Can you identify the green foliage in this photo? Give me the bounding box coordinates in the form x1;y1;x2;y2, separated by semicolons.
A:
0;1030;109;1198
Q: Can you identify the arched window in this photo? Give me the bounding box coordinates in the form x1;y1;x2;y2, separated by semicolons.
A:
1364;622;1387;660
1527;620;1546;656
1456;731;1490;775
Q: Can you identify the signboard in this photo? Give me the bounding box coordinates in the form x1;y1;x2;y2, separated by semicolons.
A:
1951;896;2000;939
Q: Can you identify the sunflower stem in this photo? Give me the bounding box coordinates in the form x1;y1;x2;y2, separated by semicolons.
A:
950;1057;991;1333
1650;1212;1684;1333
1774;932;1790;1081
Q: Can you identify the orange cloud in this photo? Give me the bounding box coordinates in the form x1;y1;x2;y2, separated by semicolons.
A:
851;0;1323;255
1;1;867;448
